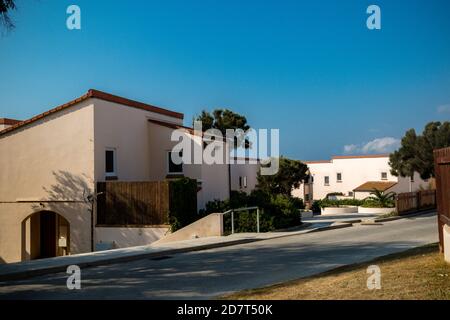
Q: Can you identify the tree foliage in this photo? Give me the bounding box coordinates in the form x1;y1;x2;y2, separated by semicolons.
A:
256;157;308;196
389;121;450;179
364;189;396;208
0;0;16;30
194;109;251;148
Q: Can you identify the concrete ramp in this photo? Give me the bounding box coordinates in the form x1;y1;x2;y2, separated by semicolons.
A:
154;213;224;245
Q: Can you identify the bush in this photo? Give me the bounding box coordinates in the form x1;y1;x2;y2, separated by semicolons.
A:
360;199;395;208
168;177;199;232
201;190;301;233
315;199;364;209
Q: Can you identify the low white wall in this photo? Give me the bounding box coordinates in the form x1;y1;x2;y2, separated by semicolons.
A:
95;226;169;250
300;211;314;219
357;207;395;214
154;213;223;245
444;224;450;264
321;206;358;215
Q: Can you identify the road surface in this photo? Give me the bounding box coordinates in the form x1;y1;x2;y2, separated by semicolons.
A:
0;212;438;299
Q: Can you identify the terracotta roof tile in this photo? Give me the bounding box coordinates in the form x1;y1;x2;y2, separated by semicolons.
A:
0;118;22;125
353;181;397;192
0;89;184;136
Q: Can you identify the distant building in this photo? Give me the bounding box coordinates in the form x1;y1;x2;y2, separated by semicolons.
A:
292;154;431;206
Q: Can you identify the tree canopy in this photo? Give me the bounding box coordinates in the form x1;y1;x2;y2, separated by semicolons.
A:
194;109;251;148
389;121;450;179
256;157;309;196
0;0;16;30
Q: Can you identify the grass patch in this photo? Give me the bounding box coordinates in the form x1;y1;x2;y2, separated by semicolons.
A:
224;244;450;300
378;211;399;219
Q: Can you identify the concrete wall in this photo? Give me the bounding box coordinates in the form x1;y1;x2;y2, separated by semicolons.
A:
0;100;95;263
444;224;450;264
95;226;169;250
154;213;223;244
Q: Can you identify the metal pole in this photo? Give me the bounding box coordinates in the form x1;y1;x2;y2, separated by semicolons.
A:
231;210;234;234
256;208;260;233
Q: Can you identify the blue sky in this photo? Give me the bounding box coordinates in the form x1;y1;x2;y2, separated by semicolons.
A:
1;0;449;160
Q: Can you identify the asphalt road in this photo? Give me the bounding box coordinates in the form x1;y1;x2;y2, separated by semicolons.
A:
0;212;438;300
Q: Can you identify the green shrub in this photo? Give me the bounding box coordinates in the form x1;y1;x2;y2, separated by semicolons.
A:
361;199;395;208
168;177;199;232
315;199;364;208
202;190;301;233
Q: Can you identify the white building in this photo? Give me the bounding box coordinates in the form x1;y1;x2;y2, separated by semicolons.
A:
292;154;431;205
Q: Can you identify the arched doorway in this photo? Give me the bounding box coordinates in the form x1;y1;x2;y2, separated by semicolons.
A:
21;211;70;260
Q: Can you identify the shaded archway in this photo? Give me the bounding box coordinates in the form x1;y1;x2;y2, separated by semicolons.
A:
21;211;70;260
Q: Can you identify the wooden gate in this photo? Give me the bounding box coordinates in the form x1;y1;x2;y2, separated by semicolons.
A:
434;147;450;252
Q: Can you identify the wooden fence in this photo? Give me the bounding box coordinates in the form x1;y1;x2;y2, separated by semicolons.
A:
396;190;437;215
434;147;450;252
96;181;171;226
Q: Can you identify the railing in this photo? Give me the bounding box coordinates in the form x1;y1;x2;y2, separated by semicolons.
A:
396;190;437;215
222;206;261;234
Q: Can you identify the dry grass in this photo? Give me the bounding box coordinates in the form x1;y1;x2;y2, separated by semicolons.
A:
225;244;450;300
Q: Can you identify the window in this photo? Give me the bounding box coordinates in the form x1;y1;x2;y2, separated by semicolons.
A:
381;172;388;180
324;176;330;186
410;175;415;182
239;176;248;189
348;191;354;197
337;173;342;182
105;149;117;177
305;194;310;202
168;151;183;174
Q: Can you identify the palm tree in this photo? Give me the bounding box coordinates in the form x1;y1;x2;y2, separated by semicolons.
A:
365;189;396;208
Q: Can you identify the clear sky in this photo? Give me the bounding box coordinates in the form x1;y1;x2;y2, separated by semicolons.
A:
1;0;449;160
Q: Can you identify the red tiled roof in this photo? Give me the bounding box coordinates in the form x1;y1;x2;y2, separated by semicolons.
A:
332;154;389;160
148;119;229;142
0;118;22;125
353;181;397;192
148;119;194;134
304;154;389;164
304;160;332;164
0;89;184;136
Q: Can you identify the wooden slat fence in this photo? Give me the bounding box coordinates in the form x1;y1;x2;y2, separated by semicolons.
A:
396;190;436;215
434;147;450;252
96;181;170;226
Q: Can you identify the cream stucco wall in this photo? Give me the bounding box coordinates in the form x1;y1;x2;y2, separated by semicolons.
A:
147;122;230;210
93;98;183;182
230;159;260;194
0;100;95;263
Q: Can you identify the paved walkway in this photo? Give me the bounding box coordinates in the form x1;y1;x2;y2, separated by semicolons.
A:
302;212;379;226
0;221;343;281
